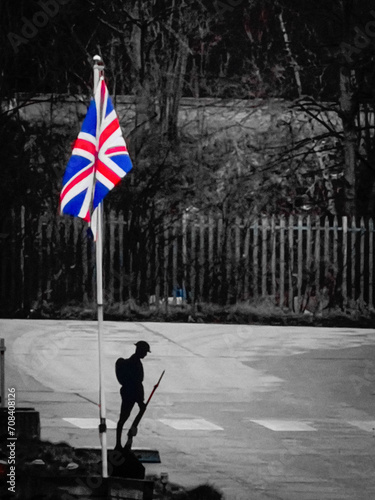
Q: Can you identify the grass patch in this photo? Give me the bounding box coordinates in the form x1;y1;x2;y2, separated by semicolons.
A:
13;297;375;328
0;436;222;499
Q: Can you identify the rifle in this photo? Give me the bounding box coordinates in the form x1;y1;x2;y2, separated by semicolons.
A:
124;370;165;451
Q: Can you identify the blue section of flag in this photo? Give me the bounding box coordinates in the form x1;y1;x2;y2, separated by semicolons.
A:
93;184;110;210
106;97;114;116
81;100;97;135
111;154;133;174
63;190;88;217
62;156;92;186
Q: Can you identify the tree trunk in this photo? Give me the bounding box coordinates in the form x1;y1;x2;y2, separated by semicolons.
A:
127;2;157;155
278;11;302;98
339;0;357;216
339;67;357;216
160;41;189;141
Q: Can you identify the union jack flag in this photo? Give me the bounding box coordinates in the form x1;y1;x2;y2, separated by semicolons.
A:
60;78;132;222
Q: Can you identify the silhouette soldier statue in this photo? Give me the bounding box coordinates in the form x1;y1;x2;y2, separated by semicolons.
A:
115;340;151;450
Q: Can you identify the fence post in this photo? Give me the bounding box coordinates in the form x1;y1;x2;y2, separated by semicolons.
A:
253;217;259;300
288;215;294;311
182;213;187;303
208;215;214;303
279;216;285;308
20;206;25;311
118;213;125;304
342;216;348;308
163;219;169;313
172;220;178;306
190;216;196;308
315;215;321;307
217;217;223;302
244;222;250;301
271;215;276;301
303;215;312;312
199;215;205;302
10;210;16;311
0;339;5;408
72;217;79;300
324;217;329;286
45;219;53;302
109;210;116;303
82;216;88;304
37;216;44;305
226;222;232;305
235;217;241;301
296;216;303;312
360;217;365;306
261;216;268;297
155;229;160;309
369;218;374;309
333;215;338;291
351;217;356;304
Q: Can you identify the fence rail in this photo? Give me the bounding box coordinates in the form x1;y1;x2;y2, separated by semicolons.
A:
0;209;374;315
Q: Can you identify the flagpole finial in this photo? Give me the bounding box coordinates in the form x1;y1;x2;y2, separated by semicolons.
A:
93;55;104;94
93;54;103;63
93;55;104;70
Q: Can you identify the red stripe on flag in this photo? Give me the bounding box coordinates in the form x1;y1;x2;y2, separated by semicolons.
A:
97;160;122;186
60;166;93;200
73;138;96;156
106;146;127;155
99;119;120;150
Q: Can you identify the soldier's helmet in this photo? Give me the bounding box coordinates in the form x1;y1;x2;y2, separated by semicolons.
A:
135;340;151;353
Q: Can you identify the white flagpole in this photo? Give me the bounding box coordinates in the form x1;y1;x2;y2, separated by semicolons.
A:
93;54;108;479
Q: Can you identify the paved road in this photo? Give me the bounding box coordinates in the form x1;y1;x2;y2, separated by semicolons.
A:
1;319;375;499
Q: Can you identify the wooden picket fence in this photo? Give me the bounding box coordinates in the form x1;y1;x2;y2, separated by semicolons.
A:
0;208;374;315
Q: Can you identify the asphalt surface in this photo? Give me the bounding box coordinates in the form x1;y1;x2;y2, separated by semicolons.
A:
1;319;375;499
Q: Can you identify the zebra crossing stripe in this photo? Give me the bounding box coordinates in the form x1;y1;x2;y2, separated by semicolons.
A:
159;418;223;431
347;421;375;433
250;420;316;431
63;418;117;429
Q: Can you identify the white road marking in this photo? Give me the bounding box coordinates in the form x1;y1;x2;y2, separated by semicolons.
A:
347;421;375;433
63;418;117;429
159;418;223;431
250;419;316;431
